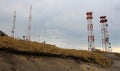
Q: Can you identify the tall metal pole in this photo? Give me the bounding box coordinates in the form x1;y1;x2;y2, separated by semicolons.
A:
26;5;32;41
11;11;16;38
86;12;95;51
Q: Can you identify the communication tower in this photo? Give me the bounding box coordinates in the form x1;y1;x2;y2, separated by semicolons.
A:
26;5;32;41
86;12;95;51
11;11;16;38
100;16;112;51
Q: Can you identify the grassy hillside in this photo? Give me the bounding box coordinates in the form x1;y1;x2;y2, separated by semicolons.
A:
0;36;112;67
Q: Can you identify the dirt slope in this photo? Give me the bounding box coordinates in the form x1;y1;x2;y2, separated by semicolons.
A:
104;54;120;71
0;50;106;71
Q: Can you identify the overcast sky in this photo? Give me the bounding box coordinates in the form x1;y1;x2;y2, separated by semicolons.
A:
0;0;120;52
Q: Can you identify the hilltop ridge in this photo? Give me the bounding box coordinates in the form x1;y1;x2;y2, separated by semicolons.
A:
0;31;120;71
0;36;112;67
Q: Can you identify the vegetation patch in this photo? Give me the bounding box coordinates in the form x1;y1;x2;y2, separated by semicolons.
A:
113;53;120;57
0;36;112;67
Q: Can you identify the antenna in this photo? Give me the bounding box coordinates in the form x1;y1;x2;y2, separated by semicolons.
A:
100;16;112;52
86;12;95;51
26;4;32;41
11;11;16;38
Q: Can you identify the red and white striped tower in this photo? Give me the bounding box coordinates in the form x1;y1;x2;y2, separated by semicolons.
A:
86;12;95;51
26;5;32;41
100;16;111;51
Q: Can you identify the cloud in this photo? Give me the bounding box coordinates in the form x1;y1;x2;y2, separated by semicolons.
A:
0;0;120;52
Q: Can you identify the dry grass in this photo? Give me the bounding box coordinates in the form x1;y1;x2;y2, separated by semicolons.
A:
0;36;112;67
113;52;120;57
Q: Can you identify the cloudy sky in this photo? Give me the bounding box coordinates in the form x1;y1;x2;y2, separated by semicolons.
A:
0;0;120;52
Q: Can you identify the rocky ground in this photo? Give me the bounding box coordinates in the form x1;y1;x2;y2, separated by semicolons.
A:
104;54;120;71
0;50;107;71
0;47;120;71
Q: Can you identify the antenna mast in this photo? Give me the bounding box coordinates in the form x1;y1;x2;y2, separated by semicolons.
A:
11;11;16;38
86;12;95;51
100;16;112;52
26;5;32;41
